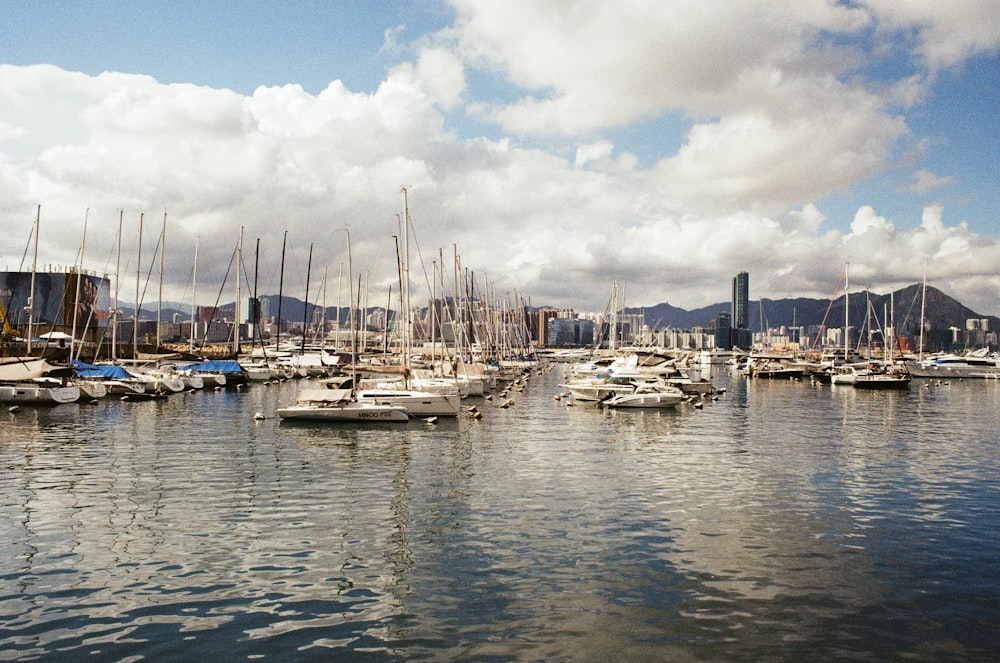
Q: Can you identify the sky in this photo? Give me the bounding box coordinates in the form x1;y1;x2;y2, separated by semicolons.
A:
1;0;999;317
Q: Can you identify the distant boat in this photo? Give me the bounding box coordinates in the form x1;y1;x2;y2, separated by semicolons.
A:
748;360;804;379
277;376;409;423
910;351;1000;379
600;384;684;408
853;363;911;390
829;365;864;385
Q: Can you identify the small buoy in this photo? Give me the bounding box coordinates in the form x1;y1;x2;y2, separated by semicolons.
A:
253;411;266;420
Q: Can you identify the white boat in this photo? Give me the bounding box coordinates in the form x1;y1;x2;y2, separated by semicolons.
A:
102;379;148;397
910;351;1000;379
179;374;205;390
72;362;147;396
830;365;863;385
559;375;638;401
71;379;107;399
356;387;460;417
131;369;186;393
0;357;65;381
0;381;80;405
277;376;409;422
748;360;805;379
601;385;684;408
240;362;273;382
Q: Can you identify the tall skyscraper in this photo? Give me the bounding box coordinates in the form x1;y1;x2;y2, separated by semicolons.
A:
732;271;749;330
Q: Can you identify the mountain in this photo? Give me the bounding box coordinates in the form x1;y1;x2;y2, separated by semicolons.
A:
627;285;1000;333
125;284;996;336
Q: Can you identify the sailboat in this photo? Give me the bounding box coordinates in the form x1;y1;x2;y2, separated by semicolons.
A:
853;290;911;389
277;375;409;422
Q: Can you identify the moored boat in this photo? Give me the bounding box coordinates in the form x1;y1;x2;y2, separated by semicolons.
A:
601;384;684;408
853;362;911;389
356;387;460;417
277;376;410;422
0;381;80;405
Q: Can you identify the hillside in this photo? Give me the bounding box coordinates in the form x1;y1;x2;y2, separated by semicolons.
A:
628;285;999;333
125;285;996;335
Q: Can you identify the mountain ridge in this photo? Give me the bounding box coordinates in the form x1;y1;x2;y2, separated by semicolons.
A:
132;284;996;335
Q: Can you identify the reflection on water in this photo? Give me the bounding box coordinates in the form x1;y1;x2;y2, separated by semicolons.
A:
1;367;999;661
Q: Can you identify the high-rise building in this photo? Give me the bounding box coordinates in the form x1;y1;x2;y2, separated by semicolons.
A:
732;271;749;330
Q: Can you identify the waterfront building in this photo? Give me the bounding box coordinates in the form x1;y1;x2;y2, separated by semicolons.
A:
1;268;110;331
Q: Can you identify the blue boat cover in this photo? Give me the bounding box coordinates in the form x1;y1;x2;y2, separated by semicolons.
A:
176;360;246;374
71;360;134;379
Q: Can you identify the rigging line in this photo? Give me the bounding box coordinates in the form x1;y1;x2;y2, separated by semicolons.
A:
0;213;37;332
198;239;238;354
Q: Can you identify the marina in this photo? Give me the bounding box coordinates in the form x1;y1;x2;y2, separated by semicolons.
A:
1;361;999;661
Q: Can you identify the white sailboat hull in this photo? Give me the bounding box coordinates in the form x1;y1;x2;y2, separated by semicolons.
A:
601;387;684;408
356;389;460;417
277;403;410;422
0;382;80;405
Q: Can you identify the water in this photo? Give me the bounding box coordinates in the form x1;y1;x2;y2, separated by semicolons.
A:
1;366;999;661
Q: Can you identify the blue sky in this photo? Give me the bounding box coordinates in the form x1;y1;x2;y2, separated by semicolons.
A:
1;1;998;315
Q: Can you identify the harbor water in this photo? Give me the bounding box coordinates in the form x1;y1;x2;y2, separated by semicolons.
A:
1;365;998;661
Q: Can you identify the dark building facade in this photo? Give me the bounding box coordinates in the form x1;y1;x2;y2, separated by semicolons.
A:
729;271;752;349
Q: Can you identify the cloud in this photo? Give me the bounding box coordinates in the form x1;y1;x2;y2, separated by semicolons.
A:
898;168;956;193
450;0;872;134
861;0;1000;70
0;3;998;318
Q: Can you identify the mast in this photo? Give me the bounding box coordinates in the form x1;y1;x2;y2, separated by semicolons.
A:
156;211;166;350
71;208;89;361
134;212;143;359
336;262;343;349
112;210;122;363
320;265;328;348
919;261;927;362
190;235;198;353
251;238;260;351
26;204;39;354
431;258;437;367
233;226;243;355
401;187;412;370
345;226;354;367
301;242;313;355
362;271;369;353
844;262;849;362
276;230;287;354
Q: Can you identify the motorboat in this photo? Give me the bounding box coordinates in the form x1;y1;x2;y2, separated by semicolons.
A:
829;365;865;385
749;360;805;379
910;351;1000;379
559;374;640;401
600;384;684;408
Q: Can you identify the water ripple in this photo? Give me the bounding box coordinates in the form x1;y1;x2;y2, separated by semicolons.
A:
1;370;998;660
